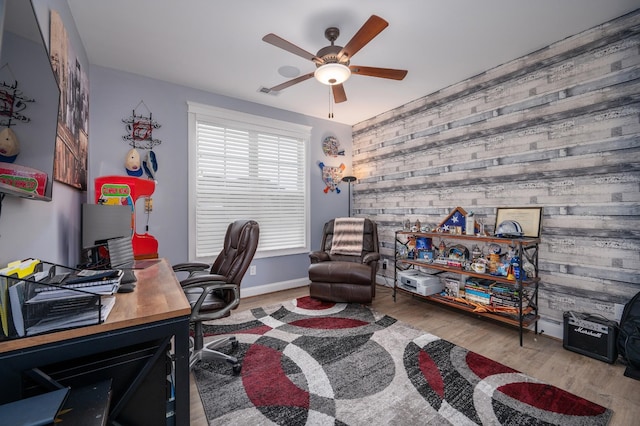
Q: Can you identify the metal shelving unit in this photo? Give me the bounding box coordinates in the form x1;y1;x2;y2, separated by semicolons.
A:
393;231;540;346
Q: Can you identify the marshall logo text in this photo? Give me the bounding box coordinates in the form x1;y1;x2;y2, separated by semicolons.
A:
573;326;603;338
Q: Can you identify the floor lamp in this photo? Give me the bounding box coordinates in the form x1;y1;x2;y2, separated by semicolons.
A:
342;175;356;217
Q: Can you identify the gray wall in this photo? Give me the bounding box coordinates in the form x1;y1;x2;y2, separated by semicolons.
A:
0;0;85;267
88;66;353;294
2;0;353;297
354;11;640;338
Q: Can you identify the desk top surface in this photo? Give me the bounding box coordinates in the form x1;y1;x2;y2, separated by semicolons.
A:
0;258;191;354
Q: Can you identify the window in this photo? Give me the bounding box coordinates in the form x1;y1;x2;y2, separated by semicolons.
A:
188;102;310;261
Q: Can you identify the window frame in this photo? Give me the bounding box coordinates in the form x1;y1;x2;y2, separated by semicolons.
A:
187;102;311;262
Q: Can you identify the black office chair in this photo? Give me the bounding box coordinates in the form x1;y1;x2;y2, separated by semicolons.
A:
172;219;259;373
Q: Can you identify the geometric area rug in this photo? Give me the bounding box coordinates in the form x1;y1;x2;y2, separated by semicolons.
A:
194;296;613;425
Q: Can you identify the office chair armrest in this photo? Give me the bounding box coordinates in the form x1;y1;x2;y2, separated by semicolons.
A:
179;273;226;288
309;251;330;263
172;262;211;278
362;252;380;265
181;277;240;321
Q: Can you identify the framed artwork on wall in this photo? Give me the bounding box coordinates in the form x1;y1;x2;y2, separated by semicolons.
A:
50;10;89;190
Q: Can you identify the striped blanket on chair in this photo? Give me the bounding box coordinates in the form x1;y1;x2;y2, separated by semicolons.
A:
330;217;365;256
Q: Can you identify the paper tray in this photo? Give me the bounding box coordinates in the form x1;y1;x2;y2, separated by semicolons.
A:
0;260;113;340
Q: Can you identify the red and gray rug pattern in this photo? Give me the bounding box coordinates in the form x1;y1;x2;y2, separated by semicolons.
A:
194;297;612;425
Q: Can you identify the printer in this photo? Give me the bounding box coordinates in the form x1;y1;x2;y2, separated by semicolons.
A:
397;270;443;296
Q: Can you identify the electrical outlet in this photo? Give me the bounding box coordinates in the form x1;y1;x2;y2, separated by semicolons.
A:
382;259;388;270
250;265;256;276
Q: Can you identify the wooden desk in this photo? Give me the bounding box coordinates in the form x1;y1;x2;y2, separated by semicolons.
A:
0;258;191;425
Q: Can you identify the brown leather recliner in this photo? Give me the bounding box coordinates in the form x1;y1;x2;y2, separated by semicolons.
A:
308;218;380;303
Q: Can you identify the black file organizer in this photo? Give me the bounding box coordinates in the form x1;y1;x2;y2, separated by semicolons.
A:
1;261;107;340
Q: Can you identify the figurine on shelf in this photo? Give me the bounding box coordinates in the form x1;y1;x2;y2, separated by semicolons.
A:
471;244;482;261
407;236;416;259
511;256;522;280
438;240;446;259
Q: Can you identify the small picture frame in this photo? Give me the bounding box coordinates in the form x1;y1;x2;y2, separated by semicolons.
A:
418;250;433;260
495;207;543;238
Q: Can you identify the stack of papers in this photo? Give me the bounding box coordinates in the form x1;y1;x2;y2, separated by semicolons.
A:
27;269;123;303
2;262;123;339
25;296;116;336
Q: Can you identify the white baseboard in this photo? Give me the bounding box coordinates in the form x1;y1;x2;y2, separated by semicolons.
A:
242;278;310;299
535;318;563;340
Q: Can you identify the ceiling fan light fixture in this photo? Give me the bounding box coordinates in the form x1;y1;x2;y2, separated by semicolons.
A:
314;63;351;85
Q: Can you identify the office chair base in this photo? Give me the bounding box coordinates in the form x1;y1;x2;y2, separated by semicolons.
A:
190;335;242;374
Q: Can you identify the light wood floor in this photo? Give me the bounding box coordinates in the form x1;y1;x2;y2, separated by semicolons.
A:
189;285;640;425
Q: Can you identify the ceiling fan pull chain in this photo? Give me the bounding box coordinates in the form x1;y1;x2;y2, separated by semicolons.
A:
328;86;334;119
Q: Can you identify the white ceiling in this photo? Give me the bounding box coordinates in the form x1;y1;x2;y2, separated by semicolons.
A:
66;0;639;126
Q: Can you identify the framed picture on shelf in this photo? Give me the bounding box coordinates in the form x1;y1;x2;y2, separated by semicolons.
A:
418;250;433;260
495;207;543;238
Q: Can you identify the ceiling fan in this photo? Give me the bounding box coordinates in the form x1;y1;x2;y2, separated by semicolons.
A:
262;15;408;105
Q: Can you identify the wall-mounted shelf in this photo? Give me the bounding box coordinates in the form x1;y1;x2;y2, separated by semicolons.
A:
0;182;51;201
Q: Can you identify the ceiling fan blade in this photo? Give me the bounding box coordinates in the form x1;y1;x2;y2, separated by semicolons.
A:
262;33;323;64
268;72;315;92
350;65;408;80
337;15;388;61
332;84;347;103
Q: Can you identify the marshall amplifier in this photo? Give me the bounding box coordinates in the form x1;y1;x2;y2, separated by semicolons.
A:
563;311;618;363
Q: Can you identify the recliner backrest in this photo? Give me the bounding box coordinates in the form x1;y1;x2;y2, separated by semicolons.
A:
209;219;260;284
320;218;379;261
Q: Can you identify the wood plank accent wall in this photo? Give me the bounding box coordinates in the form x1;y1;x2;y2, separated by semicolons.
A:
351;10;640;334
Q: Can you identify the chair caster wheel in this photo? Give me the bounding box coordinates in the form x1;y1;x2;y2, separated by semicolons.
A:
232;364;242;375
231;339;239;349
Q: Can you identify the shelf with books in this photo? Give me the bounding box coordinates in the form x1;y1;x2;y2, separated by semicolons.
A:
393;231;540;346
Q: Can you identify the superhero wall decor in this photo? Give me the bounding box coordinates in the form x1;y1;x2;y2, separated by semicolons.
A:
319;162;345;193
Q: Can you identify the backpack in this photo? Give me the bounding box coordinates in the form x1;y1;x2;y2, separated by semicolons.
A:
617;291;640;380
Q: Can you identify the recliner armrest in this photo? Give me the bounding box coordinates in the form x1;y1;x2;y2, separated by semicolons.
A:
362;252;380;265
309;251;330;263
